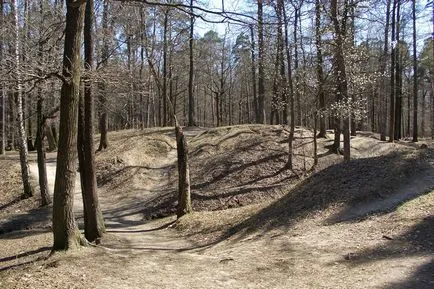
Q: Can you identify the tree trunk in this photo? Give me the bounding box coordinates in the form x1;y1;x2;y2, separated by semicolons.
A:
0;83;4;155
349;0;357;136
282;3;295;168
188;0;195;126
331;0;350;161
277;0;287;124
313;113;318;167
431;0;434;139
36;0;50;206
52;0;87;251
175;122;192;218
162;9;169;127
12;0;33;198
139;7;145;129
293;7;301;126
271;11;281;126
78;0;105;243
249;24;258;124
315;0;326;138
394;0;402;140
37;100;51;206
257;0;266;124
389;0;397;142
412;0;417;143
380;0;391;141
97;0;109;151
0;0;4;155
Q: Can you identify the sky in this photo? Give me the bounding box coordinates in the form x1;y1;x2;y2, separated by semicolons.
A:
193;0;432;54
194;0;249;37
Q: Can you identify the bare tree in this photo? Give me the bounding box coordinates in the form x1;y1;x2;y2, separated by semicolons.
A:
97;0;109;151
78;0;106;243
431;0;434;139
331;0;350;161
257;0;265;124
0;0;4;155
379;0;391;142
176;122;192;218
52;0;87;251
315;0;326;138
188;0;196;126
389;0;397;142
12;0;34;198
412;0;418;142
36;0;51;206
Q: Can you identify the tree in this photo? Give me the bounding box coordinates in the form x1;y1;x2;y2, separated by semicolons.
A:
331;0;351;161
12;0;34;198
282;3;295;168
431;0;434;139
52;0;87;251
97;0;109;151
394;0;402;140
188;0;195;126
257;0;266;124
176;122;192;218
291;0;303;126
77;0;105;242
389;0;397;142
36;0;51;207
380;0;391;141
0;0;4;155
250;24;258;124
412;0;418;142
315;0;326;138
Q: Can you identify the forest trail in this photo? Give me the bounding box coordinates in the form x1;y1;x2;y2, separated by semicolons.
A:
3;128;433;289
28;148;194;253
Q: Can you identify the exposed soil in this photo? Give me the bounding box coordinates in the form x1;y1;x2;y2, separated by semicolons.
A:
0;125;433;289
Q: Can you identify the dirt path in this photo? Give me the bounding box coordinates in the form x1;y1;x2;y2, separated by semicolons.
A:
12;134;434;288
28;150;193;252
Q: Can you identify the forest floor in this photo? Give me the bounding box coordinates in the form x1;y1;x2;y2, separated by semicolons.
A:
0;124;433;289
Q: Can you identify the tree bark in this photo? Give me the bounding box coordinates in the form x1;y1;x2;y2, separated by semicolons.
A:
293;6;301;126
97;0;109;151
52;0;87;251
380;0;391;141
0;0;4;155
389;0;397;142
283;3;295;168
331;0;350;161
257;0;266;124
315;0;326;138
277;0;287;124
12;0;33;198
349;0;357;136
431;0;434;139
36;0;50;206
78;0;105;243
175;122;192;218
249;24;258;124
36;100;51;206
412;0;417;142
394;0;402;140
188;0;195;126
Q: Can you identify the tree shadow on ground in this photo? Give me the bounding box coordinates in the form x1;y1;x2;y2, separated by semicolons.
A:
0;246;51;265
205;148;433;243
342;216;434;289
0;206;51;236
0;196;26;212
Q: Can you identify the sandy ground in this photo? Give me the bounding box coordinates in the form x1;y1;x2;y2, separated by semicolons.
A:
1;126;433;289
